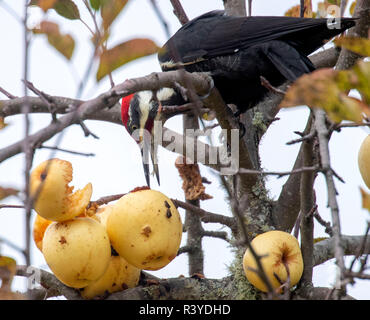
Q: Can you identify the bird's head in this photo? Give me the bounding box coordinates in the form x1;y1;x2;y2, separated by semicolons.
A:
121;90;171;188
121;91;160;144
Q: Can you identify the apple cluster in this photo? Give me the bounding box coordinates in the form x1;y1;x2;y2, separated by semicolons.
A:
31;158;182;299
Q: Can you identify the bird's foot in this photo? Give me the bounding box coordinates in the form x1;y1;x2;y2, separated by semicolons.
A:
198;76;215;100
232;111;246;139
238;121;246;139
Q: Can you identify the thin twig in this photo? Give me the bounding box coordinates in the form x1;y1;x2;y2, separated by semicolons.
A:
286;131;316;145
0;86;17;99
348;222;370;272
22;0;32;267
260;76;287;95
0;204;25;210
169;0;189;25
23;79;57;121
0;236;26;255
248;0;252;16
79;120;99;139
201;230;230;242
88;193;126;208
172;198;237;233
238;165;319;178
149;0;171;38
38;145;95;157
313;209;333;236
340;0;348;17
300;0;305;17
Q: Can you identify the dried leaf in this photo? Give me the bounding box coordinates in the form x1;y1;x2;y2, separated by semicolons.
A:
101;0;128;30
53;0;80;20
96;38;159;81
33;0;58;11
285;5;300;17
335;37;370;57
32;21;75;60
360;187;370;213
0;187;19;200
175;156;213;201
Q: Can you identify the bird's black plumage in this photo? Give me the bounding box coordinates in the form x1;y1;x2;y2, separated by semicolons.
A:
158;10;356;112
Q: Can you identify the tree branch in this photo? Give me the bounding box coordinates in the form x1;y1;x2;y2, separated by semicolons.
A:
314;109;346;296
172;198;237;234
313;235;370;266
299;113;317;287
16;265;81;300
0;70;212;164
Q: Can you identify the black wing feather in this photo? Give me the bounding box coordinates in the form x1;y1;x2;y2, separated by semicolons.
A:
159;10;356;66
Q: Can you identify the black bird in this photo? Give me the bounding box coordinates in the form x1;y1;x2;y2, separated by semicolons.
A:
158;10;356;113
121;10;356;186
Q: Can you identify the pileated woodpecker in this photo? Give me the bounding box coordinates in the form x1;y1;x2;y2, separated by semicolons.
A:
121;10;356;186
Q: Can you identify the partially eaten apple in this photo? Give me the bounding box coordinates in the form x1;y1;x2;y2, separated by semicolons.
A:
243;230;304;292
30;158;92;221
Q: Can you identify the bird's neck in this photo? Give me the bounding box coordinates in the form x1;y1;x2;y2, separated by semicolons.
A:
157;87;187;106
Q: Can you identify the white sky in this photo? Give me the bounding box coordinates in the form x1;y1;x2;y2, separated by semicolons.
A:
0;0;368;299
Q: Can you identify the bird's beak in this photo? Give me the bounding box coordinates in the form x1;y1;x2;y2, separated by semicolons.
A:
138;132;160;188
141;148;151;187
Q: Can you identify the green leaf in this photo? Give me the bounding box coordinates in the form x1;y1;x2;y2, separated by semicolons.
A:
101;0;128;30
32;21;75;60
96;38;159;81
53;0;80;20
89;0;101;11
352;61;370;105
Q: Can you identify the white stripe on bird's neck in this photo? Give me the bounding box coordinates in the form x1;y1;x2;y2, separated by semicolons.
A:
137;88;176;127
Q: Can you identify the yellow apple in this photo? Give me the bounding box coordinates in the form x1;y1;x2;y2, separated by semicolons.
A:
358;135;370;189
42;217;111;288
30;158;92;221
243;230;304;292
80;255;141;299
106;189;182;270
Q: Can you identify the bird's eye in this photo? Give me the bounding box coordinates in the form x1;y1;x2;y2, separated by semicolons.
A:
131;125;138;131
